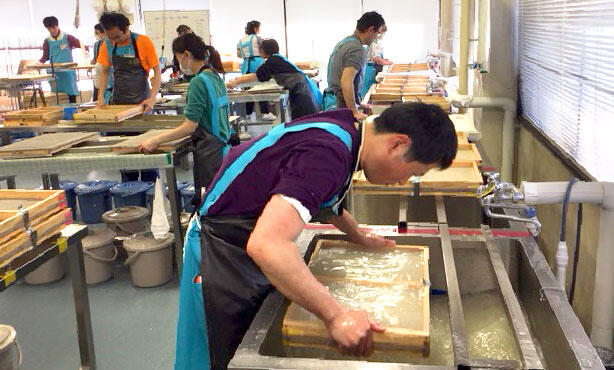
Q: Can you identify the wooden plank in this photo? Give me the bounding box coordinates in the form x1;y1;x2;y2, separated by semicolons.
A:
110;130;190;154
72;105;144;124
3;106;63;126
0;74;52;82
27;62;78;70
455;143;482;164
0;132;98;159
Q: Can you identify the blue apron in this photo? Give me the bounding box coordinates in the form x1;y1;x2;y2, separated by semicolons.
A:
174;121;354;369
47;33;79;96
323;36;361;110
239;34;264;74
94;40;113;104
359;62;377;100
272;53;323;106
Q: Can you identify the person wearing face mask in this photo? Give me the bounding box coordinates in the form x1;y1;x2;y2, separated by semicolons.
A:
139;33;230;199
96;12;161;112
92;23;113;103
359;24;393;100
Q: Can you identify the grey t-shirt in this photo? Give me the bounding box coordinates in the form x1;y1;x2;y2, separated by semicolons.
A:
327;36;366;107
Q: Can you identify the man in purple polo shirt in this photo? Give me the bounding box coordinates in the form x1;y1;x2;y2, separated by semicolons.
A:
174;103;458;370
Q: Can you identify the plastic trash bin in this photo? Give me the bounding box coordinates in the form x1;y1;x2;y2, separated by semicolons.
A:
74;180;117;224
180;184;196;213
59;181;78;219
110;181;153;208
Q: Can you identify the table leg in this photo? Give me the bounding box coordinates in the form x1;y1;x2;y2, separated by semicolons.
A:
0;131;10;146
165;168;184;274
6;176;16;189
66;238;97;370
49;174;60;190
42;173;51;189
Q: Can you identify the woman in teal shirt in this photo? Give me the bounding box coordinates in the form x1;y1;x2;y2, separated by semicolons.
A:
139;33;230;197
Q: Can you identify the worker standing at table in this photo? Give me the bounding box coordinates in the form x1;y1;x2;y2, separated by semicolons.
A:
92;23;113;104
237;20;275;121
40;16;82;104
323;12;386;120
227;38;321;119
139;33;230;200
173;102;458;369
359;24;393;100
95;12;161;112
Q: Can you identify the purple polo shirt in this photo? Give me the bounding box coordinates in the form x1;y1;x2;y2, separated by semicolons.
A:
205;109;361;218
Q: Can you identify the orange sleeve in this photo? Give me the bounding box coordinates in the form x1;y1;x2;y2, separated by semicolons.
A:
96;42;111;67
137;35;159;73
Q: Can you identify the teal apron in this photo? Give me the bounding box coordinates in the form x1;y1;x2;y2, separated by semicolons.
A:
47;33;79;96
94;40;113;104
359;62;377;100
174;121;355;369
323;36;361;110
106;32;150;104
272;53;323;107
239;34;264;74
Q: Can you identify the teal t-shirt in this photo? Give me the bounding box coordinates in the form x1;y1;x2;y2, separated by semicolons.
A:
184;70;230;141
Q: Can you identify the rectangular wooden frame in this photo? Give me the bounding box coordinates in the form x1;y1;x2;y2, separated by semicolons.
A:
72;105;145;124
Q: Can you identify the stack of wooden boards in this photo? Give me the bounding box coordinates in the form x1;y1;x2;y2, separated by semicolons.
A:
369;75;450;111
3;106;64;127
283;239;430;353
72;105;144;124
0;189;72;270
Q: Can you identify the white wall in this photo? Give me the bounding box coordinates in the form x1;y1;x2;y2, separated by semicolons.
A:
141;0;210;11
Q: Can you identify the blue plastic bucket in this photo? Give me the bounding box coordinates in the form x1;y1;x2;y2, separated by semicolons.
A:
110;181;153;208
59;181;78;219
180;184;196;213
62;106;78;120
146;181;190;210
74;180;118;224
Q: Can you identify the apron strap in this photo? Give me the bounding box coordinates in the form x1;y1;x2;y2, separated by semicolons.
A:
197;71;229;140
327;36;359;84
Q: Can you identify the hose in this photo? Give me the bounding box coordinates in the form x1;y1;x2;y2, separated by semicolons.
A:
569;203;583;305
560;177;578;242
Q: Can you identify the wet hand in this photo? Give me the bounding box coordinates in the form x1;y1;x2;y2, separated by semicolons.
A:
142;98;155;113
138;137;160;153
353;110;368;122
327;309;385;357
96;100;107;109
359;232;396;249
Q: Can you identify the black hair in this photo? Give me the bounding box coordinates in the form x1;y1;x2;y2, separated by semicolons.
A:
245;20;260;35
356;11;385;32
99;12;130;32
43;16;58;28
176;24;191;34
261;39;279;57
172;33;225;74
374;102;457;169
94;23;104;33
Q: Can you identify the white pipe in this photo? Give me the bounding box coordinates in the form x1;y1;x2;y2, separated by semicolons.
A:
555;240;568;290
522;181;614;349
459;0;471;95
448;94;516;182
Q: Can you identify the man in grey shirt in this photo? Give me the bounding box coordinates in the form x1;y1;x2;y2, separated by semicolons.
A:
326;12;386;121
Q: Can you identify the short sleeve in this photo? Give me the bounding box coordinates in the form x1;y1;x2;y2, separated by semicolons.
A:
270;141;351;217
96;42;111;67
184;77;209;124
256;59;274;82
139;35;159;70
342;44;366;72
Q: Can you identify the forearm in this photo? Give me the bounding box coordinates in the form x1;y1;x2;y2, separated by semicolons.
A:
341;74;357;111
236;73;258;84
98;69;110;98
149;68;162;99
151;120;196;144
328;210;367;244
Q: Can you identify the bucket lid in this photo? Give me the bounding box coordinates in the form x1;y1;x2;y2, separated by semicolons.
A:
74;180;118;195
123;231;173;252
60;180;77;190
110;181;154;198
180;184;195;196
0;325;16;352
102;206;150;224
82;228;116;250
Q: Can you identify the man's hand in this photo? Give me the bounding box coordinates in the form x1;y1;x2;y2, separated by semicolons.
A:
142;98;156;113
360;103;372;114
226;80;237;89
353;110;368;122
138;137;160;153
327;309;385;357
358;232;396;249
96;100;107;109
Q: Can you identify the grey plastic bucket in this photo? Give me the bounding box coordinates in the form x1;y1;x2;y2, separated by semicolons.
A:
0;325;22;370
102;206;150;237
24;254;64;285
123;232;173;287
82;228;117;285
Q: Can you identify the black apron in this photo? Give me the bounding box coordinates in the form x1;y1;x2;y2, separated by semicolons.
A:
273;72;319;119
111;33;150;105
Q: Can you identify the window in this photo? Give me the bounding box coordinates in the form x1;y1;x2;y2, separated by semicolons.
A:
518;1;614;181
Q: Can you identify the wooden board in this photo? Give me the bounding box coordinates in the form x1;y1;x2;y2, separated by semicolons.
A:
0;132;98;159
449;113;479;137
27;62;78;70
0;74;52;83
110;130;190;153
3;106;63;127
455;143;482;164
72;105;144;124
283;239;430;352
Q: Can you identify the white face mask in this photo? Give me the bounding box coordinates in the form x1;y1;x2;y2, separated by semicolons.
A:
179;54;194;76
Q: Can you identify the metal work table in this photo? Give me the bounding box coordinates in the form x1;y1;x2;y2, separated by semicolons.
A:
0;76;52;110
230;195;604;369
0;144;192;274
0;224;96;369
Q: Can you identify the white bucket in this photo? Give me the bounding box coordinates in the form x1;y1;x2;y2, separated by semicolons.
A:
102;206;150;237
24;254;64;285
123;232;173;288
82;228;117;285
0;325;22;370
